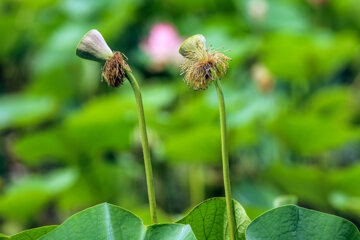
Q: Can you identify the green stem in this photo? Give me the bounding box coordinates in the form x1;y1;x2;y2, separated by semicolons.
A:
125;70;158;224
214;79;236;240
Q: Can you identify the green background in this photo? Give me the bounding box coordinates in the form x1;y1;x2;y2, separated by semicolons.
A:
1;0;360;235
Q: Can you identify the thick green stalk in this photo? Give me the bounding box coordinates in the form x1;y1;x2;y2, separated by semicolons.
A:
125;70;158;224
214;79;236;240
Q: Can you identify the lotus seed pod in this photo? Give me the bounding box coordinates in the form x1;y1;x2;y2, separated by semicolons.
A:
76;29;113;62
179;34;207;60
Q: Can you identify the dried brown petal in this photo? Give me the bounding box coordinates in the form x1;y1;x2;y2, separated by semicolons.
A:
102;52;131;88
179;35;231;91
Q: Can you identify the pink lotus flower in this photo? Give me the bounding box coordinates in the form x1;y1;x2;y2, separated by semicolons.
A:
141;23;183;71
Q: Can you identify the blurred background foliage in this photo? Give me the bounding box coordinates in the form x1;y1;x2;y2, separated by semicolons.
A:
1;0;360;234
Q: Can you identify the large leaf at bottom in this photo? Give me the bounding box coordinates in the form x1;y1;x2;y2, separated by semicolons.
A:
246;205;360;240
0;233;7;240
11;226;57;240
177;197;251;240
40;203;195;240
0;226;57;240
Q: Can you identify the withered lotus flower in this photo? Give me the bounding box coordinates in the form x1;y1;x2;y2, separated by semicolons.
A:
179;34;231;90
76;29;130;87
